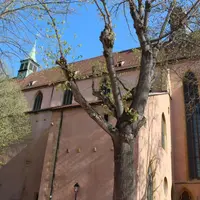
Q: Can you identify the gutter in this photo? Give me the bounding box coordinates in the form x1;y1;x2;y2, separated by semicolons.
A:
49;110;63;199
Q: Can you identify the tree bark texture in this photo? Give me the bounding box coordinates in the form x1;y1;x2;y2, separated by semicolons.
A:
113;133;135;200
130;49;155;116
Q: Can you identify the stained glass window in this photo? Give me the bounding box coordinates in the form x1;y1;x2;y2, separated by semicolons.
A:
183;71;200;179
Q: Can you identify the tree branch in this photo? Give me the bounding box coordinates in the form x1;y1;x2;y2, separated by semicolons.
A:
37;0;64;58
0;1;74;18
93;0;107;24
128;0;149;50
101;0;112;25
96;0;124;118
92;68;117;117
110;0;127;16
117;77;130;92
40;0;117;138
158;1;176;40
138;0;143;16
144;0;151;29
151;0;200;44
58;61;117;138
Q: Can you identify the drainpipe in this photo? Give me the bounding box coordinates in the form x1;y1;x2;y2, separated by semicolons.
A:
49;110;63;199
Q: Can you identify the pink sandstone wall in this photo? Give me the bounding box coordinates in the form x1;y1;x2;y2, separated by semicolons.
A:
137;94;172;200
0;68;141;200
0;109;52;200
0;129;49;200
23;70;140;111
38;93;171;200
0;146;27;200
170;59;200;199
9;58;199;200
24;86;54;110
39;108;114;200
0;67;174;200
30;111;52;139
38;111;65;200
21;130;49;200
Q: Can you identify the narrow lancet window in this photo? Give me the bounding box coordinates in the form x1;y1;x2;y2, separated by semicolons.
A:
63;90;73;105
161;113;167;150
183;71;200;179
33;91;43;111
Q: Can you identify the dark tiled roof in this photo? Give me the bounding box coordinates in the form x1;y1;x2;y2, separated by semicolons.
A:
17;49;140;89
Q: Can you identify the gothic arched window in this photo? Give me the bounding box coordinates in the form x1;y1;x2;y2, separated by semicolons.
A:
183;71;200;179
147;167;153;200
33;91;43;111
63;89;73;105
179;191;192;200
161;113;167;150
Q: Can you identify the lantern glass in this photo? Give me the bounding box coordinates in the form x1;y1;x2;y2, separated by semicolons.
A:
74;183;80;192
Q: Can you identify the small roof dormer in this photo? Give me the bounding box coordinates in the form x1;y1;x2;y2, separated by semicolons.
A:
17;41;40;79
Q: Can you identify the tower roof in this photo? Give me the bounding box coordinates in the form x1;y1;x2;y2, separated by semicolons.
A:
28;41;37;62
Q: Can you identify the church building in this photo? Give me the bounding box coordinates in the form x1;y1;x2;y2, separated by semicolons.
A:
0;38;200;200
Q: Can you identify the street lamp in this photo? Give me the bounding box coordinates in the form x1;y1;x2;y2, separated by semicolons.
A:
74;183;80;200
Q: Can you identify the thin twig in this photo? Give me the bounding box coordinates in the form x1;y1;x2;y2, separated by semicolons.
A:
93;0;107;24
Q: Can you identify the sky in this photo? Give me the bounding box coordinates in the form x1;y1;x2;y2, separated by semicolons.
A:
63;3;139;60
4;3;139;77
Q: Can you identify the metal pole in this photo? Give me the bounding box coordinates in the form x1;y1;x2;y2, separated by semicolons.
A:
75;192;77;200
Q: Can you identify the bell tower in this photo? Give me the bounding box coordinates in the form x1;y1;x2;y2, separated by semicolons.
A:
17;41;40;79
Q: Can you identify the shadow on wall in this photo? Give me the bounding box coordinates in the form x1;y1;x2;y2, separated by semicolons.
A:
0;129;49;200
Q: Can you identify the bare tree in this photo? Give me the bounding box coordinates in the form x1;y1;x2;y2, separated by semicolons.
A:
40;0;200;199
0;0;75;64
1;0;200;199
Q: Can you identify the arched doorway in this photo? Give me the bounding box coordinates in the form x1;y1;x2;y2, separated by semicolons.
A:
179;191;192;200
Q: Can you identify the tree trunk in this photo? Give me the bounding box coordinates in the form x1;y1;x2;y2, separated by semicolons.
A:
113;135;135;200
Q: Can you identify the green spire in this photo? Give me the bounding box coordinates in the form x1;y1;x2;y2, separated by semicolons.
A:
28;41;37;62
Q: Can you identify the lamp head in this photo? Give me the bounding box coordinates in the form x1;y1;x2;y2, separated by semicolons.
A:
74;183;80;193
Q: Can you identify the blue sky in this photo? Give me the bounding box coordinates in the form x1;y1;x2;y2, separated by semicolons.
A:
64;3;139;59
6;3;139;77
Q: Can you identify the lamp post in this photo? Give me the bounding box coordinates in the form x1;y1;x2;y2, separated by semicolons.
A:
74;183;80;200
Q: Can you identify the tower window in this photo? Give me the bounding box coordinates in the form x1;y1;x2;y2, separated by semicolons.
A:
29;63;33;70
63;90;73;105
33;66;37;72
33;91;43;111
161;113;167;150
23;63;28;70
183;71;200;179
19;63;27;70
20;63;24;70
